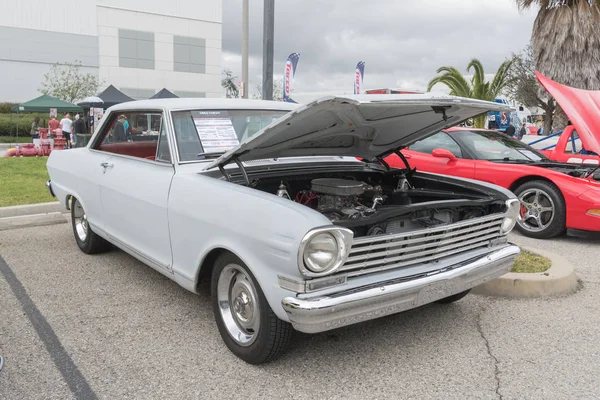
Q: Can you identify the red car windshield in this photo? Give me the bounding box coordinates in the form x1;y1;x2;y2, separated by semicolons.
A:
452;130;548;162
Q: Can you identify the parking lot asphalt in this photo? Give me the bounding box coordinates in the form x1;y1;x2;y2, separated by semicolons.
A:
1;223;599;400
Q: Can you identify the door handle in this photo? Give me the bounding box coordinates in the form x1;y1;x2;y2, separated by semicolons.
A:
100;162;114;172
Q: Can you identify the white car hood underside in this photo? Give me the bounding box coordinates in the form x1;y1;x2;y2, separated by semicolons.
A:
204;94;513;169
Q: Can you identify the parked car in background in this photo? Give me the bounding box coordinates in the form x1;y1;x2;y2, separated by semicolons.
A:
46;95;521;364
386;127;600;239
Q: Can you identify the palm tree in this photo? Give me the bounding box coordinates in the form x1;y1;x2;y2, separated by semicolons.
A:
515;0;600;132
221;69;239;98
427;59;513;128
516;0;600;90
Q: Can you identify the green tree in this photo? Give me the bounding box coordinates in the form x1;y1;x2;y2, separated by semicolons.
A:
39;61;102;103
505;45;556;132
427;59;513;128
221;69;240;98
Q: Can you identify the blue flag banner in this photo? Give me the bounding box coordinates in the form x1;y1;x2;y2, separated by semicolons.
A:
354;61;365;94
283;53;300;102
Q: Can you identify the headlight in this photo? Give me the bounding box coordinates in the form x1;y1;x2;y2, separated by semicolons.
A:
500;198;520;234
298;227;353;277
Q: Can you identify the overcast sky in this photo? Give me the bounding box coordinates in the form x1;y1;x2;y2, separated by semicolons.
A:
221;0;537;95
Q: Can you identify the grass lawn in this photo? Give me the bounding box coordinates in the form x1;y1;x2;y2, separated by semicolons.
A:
511;250;552;273
0;157;55;207
0;136;33;143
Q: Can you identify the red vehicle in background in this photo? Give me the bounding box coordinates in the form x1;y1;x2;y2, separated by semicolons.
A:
385;127;600;239
532;72;600;165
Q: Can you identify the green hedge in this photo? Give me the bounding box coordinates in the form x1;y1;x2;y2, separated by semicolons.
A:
0;113;52;136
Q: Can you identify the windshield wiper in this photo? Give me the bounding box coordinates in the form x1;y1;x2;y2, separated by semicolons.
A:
197;153;224;159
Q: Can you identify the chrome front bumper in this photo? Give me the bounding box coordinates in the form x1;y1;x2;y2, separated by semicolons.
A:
45;180;55;198
282;245;520;334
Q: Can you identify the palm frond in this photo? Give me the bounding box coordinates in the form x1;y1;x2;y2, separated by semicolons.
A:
467;59;486;99
427;67;472;96
489;59;514;99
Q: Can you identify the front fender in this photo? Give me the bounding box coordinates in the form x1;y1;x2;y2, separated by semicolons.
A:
168;172;331;320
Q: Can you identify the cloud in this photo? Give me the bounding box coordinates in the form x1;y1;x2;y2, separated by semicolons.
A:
221;0;537;95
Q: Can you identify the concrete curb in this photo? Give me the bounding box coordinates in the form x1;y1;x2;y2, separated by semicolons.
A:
472;245;578;298
0;212;69;231
0;202;63;218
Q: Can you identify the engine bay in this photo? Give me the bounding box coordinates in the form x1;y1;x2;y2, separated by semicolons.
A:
253;169;507;237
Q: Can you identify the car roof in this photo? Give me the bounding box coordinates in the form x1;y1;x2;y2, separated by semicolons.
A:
105;98;301;113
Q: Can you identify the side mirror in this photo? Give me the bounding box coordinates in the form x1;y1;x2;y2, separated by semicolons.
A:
593;171;600;181
432;148;458;162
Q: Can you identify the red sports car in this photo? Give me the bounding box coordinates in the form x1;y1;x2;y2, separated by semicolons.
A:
385;127;600;239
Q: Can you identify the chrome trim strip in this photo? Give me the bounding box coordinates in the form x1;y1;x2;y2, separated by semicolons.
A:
282;245;520;334
107;234;169;272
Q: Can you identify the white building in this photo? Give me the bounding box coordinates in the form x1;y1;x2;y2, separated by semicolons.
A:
0;0;223;102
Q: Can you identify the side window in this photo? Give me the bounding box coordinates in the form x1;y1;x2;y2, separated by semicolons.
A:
156;119;172;163
94;111;164;161
409;132;463;158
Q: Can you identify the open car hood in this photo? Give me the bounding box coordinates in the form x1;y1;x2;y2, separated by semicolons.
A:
536;71;600;154
204;93;513;170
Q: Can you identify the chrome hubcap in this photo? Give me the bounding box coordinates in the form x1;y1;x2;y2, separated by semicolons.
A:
518;189;555;232
73;200;88;242
217;264;260;346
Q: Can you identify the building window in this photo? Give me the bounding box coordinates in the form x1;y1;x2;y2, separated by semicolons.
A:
175;91;206;98
119;29;155;70
173;36;206;74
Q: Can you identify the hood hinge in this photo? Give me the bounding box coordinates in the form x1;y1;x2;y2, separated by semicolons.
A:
218;156;250;186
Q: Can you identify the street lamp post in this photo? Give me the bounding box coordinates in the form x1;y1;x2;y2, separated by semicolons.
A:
242;0;249;98
262;0;274;100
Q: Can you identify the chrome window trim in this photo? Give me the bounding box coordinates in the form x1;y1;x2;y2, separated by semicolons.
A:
88;108;177;167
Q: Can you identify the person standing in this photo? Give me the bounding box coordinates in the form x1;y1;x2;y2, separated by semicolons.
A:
73;114;87;147
60;113;73;149
505;123;516;137
518;123;527;140
111;115;126;142
30;117;40;140
48;115;60;138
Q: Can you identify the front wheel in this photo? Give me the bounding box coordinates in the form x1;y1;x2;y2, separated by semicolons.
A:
211;253;292;364
513;180;566;239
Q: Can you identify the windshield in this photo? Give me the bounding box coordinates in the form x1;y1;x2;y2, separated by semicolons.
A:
171;109;289;162
452;129;549;162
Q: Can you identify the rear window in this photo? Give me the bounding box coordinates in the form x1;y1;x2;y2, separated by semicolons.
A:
171;109;287;162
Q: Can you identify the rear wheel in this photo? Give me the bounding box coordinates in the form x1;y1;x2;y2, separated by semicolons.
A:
436;290;471;304
71;197;110;254
513;180;566;239
211;253;292;364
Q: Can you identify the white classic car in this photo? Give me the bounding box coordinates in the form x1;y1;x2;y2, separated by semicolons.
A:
46;94;520;364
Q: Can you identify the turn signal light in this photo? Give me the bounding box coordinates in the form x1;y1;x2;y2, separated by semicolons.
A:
587;209;600;217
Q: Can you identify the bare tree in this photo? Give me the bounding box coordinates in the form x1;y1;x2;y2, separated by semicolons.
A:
221;69;240;98
252;78;283;101
39;61;102;103
505;45;556;133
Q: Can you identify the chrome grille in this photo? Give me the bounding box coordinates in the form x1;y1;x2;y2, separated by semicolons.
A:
340;214;505;277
